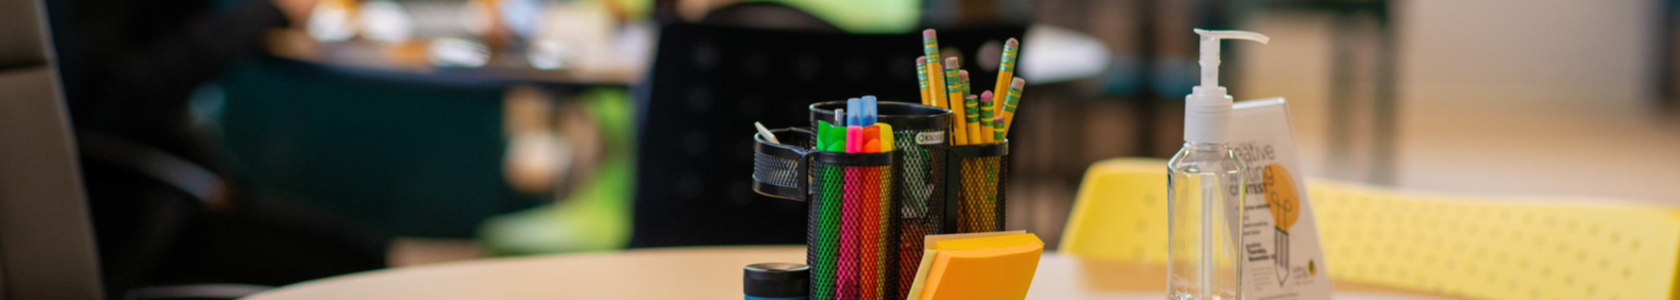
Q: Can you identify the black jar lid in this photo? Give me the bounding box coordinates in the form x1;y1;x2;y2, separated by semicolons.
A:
744;262;809;298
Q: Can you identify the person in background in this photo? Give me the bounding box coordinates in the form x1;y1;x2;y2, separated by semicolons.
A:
43;0;388;297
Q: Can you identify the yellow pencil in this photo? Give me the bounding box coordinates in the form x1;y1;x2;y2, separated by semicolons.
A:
916;56;931;106
993;38;1019;114
959;70;971;103
964;94;980;144
923;30;953;143
944;57;969;145
979;90;995;144
960;70;980;144
998;78;1026;138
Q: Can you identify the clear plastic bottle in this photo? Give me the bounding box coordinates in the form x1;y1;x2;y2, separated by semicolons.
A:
1167;142;1247;300
1166;29;1266;300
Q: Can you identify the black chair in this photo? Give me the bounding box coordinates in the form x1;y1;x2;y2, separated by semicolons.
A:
629;23;1026;248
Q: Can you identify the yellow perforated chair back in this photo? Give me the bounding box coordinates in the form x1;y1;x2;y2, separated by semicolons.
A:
1059;158;1170;264
1061;158;1680;299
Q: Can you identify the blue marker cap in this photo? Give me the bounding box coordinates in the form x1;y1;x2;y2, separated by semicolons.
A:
861;95;878;125
846;98;861;126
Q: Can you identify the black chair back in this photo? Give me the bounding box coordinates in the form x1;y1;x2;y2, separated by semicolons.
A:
630;23;1026;248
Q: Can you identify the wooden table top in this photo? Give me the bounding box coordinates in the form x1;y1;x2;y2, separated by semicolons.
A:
243;246;1453;300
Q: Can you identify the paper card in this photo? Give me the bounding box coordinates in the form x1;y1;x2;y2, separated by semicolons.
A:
1230;98;1333;299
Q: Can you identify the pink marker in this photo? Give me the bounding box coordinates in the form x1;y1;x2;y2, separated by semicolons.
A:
846;126;863;153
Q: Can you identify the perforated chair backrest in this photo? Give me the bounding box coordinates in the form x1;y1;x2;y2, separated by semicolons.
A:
630;23;1026;248
1061;158;1680;299
0;0;105;299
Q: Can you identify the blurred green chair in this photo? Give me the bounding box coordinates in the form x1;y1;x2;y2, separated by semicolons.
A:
214;58;540;238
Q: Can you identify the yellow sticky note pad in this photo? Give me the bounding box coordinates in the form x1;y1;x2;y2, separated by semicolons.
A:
910;232;1043;300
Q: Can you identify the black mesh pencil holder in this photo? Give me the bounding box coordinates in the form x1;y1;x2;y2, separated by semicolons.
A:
809;101;948;299
944;141;1008;234
753;128;813;201
807;151;896;300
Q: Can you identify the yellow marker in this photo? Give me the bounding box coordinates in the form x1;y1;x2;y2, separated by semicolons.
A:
998;78;1025;138
879;123;895;151
917;57;932;106
944;57;969;146
992;38;1019;114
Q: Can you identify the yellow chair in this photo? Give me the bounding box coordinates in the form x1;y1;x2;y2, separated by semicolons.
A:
1060;158;1680;300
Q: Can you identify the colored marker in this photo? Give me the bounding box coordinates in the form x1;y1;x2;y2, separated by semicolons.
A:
862;95;878;126
846;125;862;153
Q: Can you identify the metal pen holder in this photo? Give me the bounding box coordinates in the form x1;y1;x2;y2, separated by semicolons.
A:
945;141;1008;234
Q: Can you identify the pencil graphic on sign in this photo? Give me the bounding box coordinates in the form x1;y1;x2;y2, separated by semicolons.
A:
1263;163;1300;286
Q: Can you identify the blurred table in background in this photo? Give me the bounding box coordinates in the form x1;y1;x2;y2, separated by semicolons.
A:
266;27;647;86
244;246;1455;300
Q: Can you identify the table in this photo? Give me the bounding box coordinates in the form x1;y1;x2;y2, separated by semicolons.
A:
243;246;1452;299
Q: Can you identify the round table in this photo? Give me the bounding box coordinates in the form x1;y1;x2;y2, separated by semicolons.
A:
243;246;1451;300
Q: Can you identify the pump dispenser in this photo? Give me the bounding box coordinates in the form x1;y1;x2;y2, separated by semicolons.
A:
1166;29;1267;300
1184;29;1268;143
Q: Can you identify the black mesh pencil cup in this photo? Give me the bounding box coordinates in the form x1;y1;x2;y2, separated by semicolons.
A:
945;141;1008;234
751;127;900;300
810;101;948;299
753;128;813;201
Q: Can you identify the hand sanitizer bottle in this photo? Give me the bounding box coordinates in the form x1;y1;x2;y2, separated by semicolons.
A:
1167;29;1268;300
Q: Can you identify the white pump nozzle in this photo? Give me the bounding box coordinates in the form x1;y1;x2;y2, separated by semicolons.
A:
1185;29;1269;143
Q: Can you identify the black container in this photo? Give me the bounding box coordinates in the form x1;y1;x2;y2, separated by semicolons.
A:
750;126;901;300
753;128;813;201
806;150;895;300
809;101;948;299
945;141;1008;233
745;263;810;300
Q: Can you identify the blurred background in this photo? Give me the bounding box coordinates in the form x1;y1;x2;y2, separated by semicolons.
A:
32;0;1680;297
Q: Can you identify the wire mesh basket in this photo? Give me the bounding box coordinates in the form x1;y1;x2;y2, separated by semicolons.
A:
808;151;895;300
752;128;813;201
810;101;948;299
945;141;1008;234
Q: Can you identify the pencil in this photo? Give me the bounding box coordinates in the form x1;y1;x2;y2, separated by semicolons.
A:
916;57;931;106
999;78;1026;138
922;30;948;114
992;38;1019;113
979;90;995;144
963;94;980;144
993;116;1005;141
958;70;972;104
944;57;969;146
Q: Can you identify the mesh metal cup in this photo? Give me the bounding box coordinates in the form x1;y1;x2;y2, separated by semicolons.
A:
808;151;895;300
809;101;948;299
749;126;902;300
945;141;1008;234
752;128;813;201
